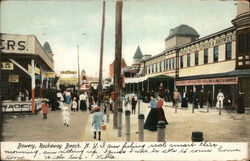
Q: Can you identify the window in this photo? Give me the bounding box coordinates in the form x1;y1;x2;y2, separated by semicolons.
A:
247;32;250;52
163;60;166;71
152;64;154;73
195;51;199;65
187;53;190;67
159;61;162;72
172;58;175;69
204;49;208;64
180;56;183;68
226;42;232;60
213;46;219;62
165;59;168;70
238;34;245;53
148;65;150;74
156;63;158;72
169;59;172;70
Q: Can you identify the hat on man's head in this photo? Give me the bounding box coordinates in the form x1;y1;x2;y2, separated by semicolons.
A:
93;106;100;111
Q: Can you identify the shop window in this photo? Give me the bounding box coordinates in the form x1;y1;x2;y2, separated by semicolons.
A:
187;53;191;67
204;49;208;64
213;46;218;62
226;42;232;60
195;51;199;65
180;56;183;68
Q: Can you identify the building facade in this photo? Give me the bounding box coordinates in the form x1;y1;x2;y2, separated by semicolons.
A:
140;0;250;107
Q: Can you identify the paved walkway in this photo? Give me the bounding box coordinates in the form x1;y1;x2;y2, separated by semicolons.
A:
2;101;250;143
1;103;89;142
83;102;250;142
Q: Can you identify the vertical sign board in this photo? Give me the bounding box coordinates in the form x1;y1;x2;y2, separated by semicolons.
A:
8;75;19;83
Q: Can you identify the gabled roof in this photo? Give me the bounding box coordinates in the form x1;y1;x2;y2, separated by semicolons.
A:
133;46;143;59
165;24;200;41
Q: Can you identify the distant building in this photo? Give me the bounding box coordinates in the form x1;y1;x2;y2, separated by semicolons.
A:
109;58;127;79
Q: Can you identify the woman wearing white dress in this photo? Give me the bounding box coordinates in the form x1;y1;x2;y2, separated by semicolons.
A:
62;106;70;127
216;89;225;109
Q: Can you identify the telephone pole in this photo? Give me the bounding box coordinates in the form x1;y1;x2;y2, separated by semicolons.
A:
98;0;106;105
113;0;123;129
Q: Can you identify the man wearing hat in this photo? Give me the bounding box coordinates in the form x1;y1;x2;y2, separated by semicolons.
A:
91;106;104;140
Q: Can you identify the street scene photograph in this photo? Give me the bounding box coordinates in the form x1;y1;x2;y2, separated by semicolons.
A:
1;0;250;160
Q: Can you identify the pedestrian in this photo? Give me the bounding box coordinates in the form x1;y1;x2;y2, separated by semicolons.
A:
207;90;213;108
65;90;71;105
62;106;70;127
71;97;77;111
41;99;49;120
91;106;104;140
144;96;158;131
158;83;165;99
192;89;198;109
216;89;225;109
173;89;181;107
181;90;188;108
198;89;205;108
237;91;245;114
79;92;87;111
157;95;168;125
131;94;137;114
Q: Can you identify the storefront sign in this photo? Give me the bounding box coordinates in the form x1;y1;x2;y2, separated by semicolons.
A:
1;100;42;112
176;77;238;86
179;32;236;55
60;70;77;74
1;62;14;70
43;72;55;78
9;75;19;83
28;65;40;74
0;33;35;54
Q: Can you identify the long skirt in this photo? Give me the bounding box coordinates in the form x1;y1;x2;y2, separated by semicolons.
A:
157;108;168;125
181;98;188;108
144;108;158;131
80;100;87;111
66;96;71;104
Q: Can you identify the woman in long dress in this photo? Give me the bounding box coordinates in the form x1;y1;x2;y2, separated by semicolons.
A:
144;96;158;131
181;90;188;108
156;95;168;125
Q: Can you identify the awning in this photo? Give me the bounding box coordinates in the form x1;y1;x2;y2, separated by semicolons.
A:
148;74;174;80
125;76;148;84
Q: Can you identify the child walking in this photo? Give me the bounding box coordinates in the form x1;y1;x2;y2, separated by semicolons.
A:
72;97;77;111
62;106;70;127
41;99;49;119
91;106;104;140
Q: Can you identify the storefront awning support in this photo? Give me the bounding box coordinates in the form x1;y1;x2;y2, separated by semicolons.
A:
9;59;31;77
31;59;36;114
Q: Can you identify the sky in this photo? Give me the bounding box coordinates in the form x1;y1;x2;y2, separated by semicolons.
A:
0;0;237;78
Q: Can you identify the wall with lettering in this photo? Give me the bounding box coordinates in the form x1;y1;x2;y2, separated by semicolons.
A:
0;33;35;54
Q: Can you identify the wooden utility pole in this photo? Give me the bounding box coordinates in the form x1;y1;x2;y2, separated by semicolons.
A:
113;0;123;129
98;0;106;105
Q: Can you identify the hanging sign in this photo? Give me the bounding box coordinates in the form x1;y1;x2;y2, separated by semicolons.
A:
9;75;19;83
60;70;77;74
28;65;40;74
43;72;55;78
176;77;238;86
1;62;14;70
